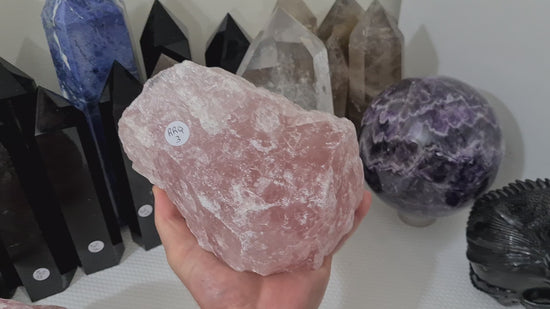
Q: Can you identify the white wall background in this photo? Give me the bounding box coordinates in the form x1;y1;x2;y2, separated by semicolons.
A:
3;0;550;308
400;0;550;186
3;0;545;184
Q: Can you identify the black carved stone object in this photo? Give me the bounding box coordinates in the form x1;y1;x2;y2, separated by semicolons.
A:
100;62;161;250
140;0;191;78
467;179;550;308
0;58;79;301
35;87;125;274
205;13;250;74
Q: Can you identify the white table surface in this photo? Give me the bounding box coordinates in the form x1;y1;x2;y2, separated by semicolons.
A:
12;192;509;309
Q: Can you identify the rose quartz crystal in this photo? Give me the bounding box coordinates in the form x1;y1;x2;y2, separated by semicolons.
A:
0;299;65;309
118;61;364;275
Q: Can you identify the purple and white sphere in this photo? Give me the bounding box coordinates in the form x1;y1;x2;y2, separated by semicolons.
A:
359;77;503;222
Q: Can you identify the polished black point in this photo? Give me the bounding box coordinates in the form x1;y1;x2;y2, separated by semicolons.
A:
140;0;191;77
205;13;250;74
0;58;79;301
0;240;20;299
100;61;161;250
35;87;125;274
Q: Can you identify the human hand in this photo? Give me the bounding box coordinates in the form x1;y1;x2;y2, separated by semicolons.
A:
153;186;371;309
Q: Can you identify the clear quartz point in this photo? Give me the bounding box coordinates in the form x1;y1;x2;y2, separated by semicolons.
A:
274;0;317;33
237;8;333;114
318;0;365;117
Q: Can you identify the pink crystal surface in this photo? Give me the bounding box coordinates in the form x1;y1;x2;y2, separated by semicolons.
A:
118;61;364;275
0;299;65;309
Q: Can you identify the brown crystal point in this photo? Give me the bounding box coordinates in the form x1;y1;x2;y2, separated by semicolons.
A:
319;0;365;117
325;22;354;117
274;0;317;33
318;0;364;41
348;0;403;125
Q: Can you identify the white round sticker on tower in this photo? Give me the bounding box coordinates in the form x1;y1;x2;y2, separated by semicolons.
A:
138;204;154;218
88;240;105;253
33;268;50;281
165;121;190;146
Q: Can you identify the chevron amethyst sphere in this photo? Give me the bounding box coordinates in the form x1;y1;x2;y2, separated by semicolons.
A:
359;77;503;222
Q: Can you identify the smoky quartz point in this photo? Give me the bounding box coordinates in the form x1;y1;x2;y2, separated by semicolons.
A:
348;0;403;128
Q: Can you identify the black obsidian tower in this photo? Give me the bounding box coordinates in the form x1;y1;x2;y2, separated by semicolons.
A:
205;14;250;74
0;58;78;301
35;87;125;274
99;62;160;250
0;241;20;299
140;0;191;77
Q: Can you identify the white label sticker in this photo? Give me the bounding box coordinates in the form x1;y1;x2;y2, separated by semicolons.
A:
33;268;50;281
88;240;105;253
138;204;154;218
165;121;190;146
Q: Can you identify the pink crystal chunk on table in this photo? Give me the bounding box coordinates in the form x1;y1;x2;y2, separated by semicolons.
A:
118;61;364;275
0;299;65;309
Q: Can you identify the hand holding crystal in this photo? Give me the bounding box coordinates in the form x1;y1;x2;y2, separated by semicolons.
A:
153;186;371;309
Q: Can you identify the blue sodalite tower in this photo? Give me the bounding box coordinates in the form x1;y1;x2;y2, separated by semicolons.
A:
41;0;139;109
42;0;140;220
